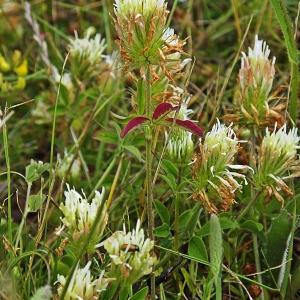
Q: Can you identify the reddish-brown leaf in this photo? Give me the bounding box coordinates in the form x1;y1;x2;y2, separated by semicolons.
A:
120;117;149;138
166;118;204;137
152;102;178;120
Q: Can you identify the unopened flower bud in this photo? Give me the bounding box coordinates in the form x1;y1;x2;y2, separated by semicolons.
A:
166;102;194;162
0;55;10;72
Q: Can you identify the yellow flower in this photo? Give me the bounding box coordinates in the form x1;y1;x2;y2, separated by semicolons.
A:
14;60;28;76
12;50;22;66
15;77;26;90
0;56;10;73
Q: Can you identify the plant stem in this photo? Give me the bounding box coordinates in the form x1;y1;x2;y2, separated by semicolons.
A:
253;233;264;300
15;182;32;250
236;191;262;223
88;155;118;201
107;155;123;209
2;109;12;245
145;65;155;299
174;166;182;251
250;131;264;300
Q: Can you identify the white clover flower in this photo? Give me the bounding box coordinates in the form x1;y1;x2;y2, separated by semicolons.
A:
103;51;121;80
262;124;300;159
238;35;276;123
57;150;81;181
240;35;275;93
114;0;166;18
162;28;179;46
59;185;107;238
166;101;194;162
53;71;73;91
100;219;155;285
31;101;52;124
56;262;109;300
30;285;52;300
255;124;300;204
193;120;251;213
69;31;106;67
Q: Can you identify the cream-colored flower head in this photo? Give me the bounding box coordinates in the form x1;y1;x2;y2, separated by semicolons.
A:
101;219;156;286
114;0;179;68
59;185;107;243
166;101;194;162
255;124;300;204
238;35;276;124
68;29;106;79
69;30;106;66
56;262;109;300
193;120;251;213
57;150;80;181
114;0;166;18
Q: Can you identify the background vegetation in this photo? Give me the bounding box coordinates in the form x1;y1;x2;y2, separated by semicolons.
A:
0;0;299;299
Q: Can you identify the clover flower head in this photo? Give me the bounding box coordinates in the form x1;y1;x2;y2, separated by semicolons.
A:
114;0;167;19
193;120;251;213
59;185;107;240
69;30;106;66
255;124;300;204
113;0;174;68
240;35;275;91
101;219;155;286
262;124;300;158
162;28;179;46
166;101;194;162
56;262;109;300
31;285;52;300
238;35;276;123
57;150;80;181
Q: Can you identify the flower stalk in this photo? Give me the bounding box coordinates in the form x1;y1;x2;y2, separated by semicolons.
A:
145;65;156;299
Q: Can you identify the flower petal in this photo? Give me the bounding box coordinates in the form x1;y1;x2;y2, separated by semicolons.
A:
120;117;149;138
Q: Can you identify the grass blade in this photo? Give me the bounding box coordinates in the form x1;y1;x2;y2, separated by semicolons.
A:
209;214;223;300
270;0;299;123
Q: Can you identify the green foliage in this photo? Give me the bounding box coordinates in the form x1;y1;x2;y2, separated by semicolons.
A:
0;1;299;299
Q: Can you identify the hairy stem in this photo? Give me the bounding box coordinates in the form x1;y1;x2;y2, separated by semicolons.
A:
145;65;155;299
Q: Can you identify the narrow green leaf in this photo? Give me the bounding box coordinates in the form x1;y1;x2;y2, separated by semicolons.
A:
264;209;292;286
188;236;208;262
95;131;119;144
209;214;223;300
270;0;299;122
129;286;149;300
136;78;146;115
154;223;170;238
154;200;170;225
160;174;176;193
123;145;143;161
